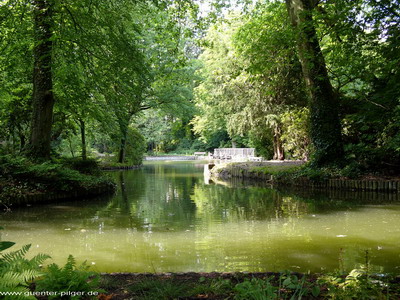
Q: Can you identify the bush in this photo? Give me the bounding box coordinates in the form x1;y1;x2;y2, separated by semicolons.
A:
281;108;311;160
59;158;101;175
0;155;115;201
233;272;319;300
190;139;208;152
112;127;146;165
35;255;102;300
273;164;338;184
319;269;388;299
340;162;363;179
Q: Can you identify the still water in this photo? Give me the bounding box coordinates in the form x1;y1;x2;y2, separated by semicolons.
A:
1;161;400;273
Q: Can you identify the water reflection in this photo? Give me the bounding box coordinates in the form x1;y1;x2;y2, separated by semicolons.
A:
1;161;400;273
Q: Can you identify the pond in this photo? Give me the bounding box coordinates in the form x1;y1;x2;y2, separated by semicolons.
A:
1;161;400;274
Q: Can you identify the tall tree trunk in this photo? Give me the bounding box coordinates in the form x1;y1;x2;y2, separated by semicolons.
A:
286;0;344;166
118;136;127;163
19;134;26;151
79;119;87;160
16;124;26;151
273;125;285;161
68;137;75;158
118;123;128;163
117;115;133;164
28;0;55;160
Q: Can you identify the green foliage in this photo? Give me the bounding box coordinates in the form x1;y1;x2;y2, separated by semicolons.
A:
319;269;388;300
21;162;104;192
192;278;233;296
311;0;400;171
99;271;400;299
128;279;192;300
190;0;399;170
59;158;101;176
233;272;318;300
281;108;311;160
1;0;399;173
251;165;301;176
273;162;367;183
280;163;366;184
0;229;50;300
246;133;274;160
192;2;307;160
35;255;102;300
339;162;363;179
139;110;188;153
0;0;201;162
113;127;146;165
234;278;278;300
0;155;115;202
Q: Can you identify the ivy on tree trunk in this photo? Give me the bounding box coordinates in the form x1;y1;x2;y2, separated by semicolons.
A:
286;0;344;166
28;0;55;160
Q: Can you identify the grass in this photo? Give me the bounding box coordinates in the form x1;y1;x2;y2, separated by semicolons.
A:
250;164;301;175
100;275;236;300
98;270;400;299
99;161;142;169
214;161;367;184
127;279;193;299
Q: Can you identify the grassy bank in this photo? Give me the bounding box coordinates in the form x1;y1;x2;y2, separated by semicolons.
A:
98;271;400;300
0;155;116;205
99;161;142;170
210;161;303;180
210;161;400;192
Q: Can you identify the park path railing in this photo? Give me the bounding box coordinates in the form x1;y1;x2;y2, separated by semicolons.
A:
213;148;255;159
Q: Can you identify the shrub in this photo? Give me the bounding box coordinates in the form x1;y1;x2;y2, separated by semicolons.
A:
0;155;115;201
128;279;192;300
35;255;102;300
233;272;318;300
319;269;387;300
59;158;101;176
112;127;146;165
234;277;277;300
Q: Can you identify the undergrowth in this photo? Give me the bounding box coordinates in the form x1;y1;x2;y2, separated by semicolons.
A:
100;270;400;300
252;163;366;184
35;255;102;300
0;155;115;203
0;226;50;300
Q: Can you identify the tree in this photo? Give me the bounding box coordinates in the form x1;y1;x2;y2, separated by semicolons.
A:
0;1;33;153
27;0;55;159
234;2;308;159
1;0;202;162
193;3;307;160
101;2;197;162
285;0;344;166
